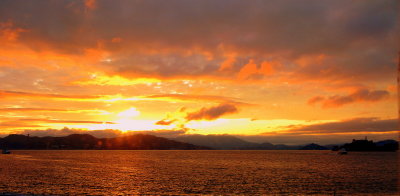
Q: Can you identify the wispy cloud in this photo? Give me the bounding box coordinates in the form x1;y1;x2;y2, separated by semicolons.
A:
186;103;238;121
0;108;68;112
281;117;397;134
155;103;240;128
145;94;254;106
0;118;114;130
16;118;115;124
155;119;176;126
308;89;390;108
12;127;189;139
0;90;101;100
18;127;122;138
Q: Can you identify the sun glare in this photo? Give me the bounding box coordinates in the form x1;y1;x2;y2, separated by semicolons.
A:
117;107;141;118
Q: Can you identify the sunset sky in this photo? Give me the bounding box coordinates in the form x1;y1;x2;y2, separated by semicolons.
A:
0;0;398;144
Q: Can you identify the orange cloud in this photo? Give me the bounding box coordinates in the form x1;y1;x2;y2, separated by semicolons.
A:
0;90;101;100
295;54;327;67
0;108;68;112
0;118;114;125
219;54;236;71
84;0;97;10
238;59;259;80
386;84;397;93
308;89;390;108
0;118;114;131
111;37;122;43
0;121;44;129
307;96;325;106
259;61;276;75
0;21;27;41
237;59;279;80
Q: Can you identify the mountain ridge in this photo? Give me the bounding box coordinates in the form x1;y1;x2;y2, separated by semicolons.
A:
1;133;397;151
174;134;398;151
0;134;211;150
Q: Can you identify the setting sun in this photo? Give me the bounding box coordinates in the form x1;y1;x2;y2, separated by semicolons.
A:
117;107;141;118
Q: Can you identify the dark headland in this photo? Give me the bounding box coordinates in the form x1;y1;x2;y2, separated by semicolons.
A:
0;134;211;150
0;134;398;151
175;134;398;151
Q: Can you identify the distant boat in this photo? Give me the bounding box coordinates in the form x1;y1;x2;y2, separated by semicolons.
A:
338;148;347;155
2;148;11;154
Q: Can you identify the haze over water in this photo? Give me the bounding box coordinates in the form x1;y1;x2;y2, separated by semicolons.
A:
0;150;397;195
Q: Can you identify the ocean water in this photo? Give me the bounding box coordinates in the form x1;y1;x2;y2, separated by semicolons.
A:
0;150;398;195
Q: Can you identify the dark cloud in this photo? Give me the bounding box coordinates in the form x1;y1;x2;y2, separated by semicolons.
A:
146;93;254;106
288;48;397;84
14;127;187;139
307;96;325;106
107;53;221;78
155;119;176;126
155;103;239;127
0;90;101;100
135;129;189;138
18;127;122;138
282;117;398;134
186;103;238;121
0;0;397;81
308;89;390;108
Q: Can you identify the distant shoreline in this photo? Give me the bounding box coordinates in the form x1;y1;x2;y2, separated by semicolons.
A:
1;133;398;151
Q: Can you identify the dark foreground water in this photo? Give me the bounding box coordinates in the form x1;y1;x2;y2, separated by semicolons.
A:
0;150;398;195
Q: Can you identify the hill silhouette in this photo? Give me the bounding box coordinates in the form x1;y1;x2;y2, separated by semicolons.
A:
175;134;276;150
339;138;398;152
1;133;397;151
300;143;329;150
175;134;398;151
0;134;211;150
175;135;305;150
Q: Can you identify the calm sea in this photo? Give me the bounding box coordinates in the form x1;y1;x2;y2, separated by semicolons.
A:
0;150;398;195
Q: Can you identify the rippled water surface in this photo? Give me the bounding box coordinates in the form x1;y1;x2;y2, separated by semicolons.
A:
0;150;398;195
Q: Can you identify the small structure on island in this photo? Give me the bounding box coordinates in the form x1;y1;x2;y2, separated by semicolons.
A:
337;148;347;155
345;137;375;151
2;148;11;154
339;137;399;152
